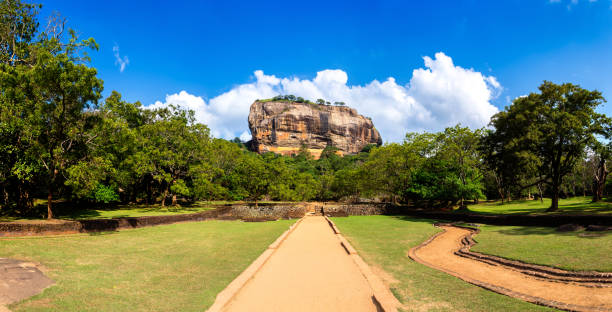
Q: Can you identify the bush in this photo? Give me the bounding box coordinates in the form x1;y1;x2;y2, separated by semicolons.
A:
92;184;119;204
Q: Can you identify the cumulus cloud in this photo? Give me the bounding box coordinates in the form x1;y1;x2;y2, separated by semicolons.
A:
113;44;129;73
150;52;502;142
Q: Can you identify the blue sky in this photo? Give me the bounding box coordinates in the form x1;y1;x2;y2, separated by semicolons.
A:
40;0;612;141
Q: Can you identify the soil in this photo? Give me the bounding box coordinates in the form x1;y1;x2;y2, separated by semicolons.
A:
222;216;380;312
409;226;612;312
0;258;54;310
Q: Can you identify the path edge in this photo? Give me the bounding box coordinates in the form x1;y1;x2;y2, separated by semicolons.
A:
206;217;304;312
407;225;606;312
325;216;401;312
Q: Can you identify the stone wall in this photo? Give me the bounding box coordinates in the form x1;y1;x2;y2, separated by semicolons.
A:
322;203;398;216
0;204;309;236
230;203;307;221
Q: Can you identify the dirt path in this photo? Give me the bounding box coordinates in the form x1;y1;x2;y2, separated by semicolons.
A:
409;226;612;312
222;216;380;312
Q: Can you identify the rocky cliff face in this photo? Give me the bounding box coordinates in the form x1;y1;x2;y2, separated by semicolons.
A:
248;100;382;158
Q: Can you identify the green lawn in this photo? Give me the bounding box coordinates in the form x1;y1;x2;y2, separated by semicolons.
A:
0;219;294;311
465;196;612;215
332;215;555;312
472;224;612;272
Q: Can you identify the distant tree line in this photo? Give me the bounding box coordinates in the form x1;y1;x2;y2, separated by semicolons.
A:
0;1;610;219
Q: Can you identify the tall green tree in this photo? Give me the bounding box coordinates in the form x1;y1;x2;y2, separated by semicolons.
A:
437;125;484;208
487;81;607;211
231;153;270;206
136;106;210;207
360;143;413;203
32;35;102;218
0;0;42;212
1;1;103;218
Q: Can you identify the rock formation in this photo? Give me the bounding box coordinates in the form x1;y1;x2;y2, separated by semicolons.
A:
247;100;382;159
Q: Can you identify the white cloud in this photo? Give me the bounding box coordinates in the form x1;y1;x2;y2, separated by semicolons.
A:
113;44;129;73
149;52;502;142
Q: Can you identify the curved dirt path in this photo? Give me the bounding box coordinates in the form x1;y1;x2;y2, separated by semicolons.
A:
221;216;380;312
409;226;612;312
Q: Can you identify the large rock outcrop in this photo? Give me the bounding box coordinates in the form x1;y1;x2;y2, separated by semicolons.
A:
248;100;382;158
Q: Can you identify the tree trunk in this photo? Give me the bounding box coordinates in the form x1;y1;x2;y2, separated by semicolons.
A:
547;183;560;212
458;197;467;210
161;184;169;208
592;158;607;202
146;180;153;204
172;194;177;206
47;190;53;219
47;168;57;219
495;174;504;203
537;183;544;203
3;188;8;206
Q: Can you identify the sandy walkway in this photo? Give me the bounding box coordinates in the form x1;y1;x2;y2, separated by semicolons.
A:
410;226;612;312
222;216;379;312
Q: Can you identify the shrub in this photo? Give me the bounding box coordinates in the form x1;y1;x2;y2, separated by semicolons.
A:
92;184;120;204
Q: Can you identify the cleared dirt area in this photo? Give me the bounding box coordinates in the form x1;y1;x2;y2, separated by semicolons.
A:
409;226;612;312
222;216;379;312
0;258;54;310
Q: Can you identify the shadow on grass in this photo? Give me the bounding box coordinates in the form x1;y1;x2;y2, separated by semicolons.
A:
493;226;610;239
392;215;447;225
87;230;120;236
464;197;612;216
387;215;611;239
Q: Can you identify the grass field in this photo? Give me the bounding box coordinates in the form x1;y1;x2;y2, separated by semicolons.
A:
471;224;612;272
332;215;555;312
465;196;612;215
0;219;294;311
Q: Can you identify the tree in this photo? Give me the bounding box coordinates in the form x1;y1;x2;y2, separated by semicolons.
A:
316;98;325;105
0;0;40;65
71;92;143;203
487;81;607;211
437;125;484;208
360;143;413;203
136;106;210;207
231;153;270;206
0;1;43;214
32;37;102;218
